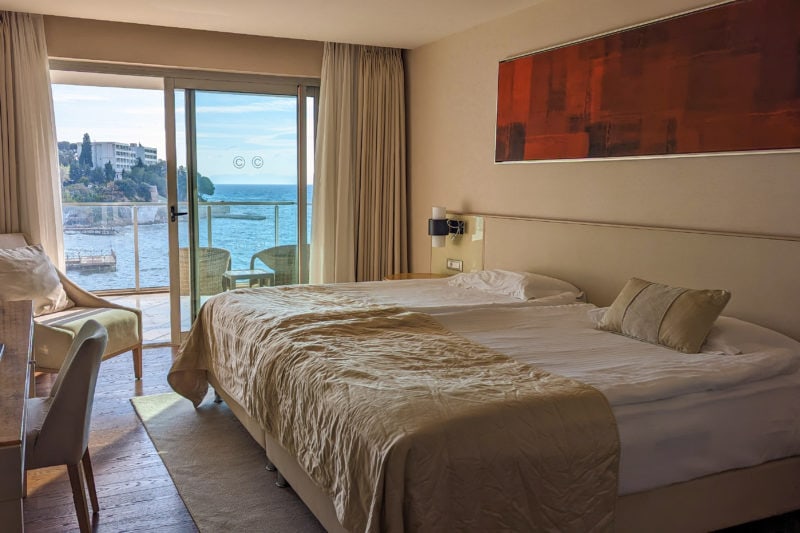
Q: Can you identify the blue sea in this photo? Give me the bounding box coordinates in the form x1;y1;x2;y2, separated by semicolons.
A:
63;184;312;292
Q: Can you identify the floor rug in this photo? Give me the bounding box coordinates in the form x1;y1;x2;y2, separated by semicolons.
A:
131;392;325;532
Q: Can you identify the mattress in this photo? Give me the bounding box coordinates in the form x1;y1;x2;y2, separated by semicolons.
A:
427;303;800;494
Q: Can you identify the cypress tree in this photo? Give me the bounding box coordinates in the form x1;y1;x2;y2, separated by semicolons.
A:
78;133;93;167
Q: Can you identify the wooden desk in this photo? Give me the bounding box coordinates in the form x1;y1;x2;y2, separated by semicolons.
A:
0;300;33;533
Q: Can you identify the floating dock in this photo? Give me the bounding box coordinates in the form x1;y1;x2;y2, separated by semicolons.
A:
65;250;117;273
64;226;119;235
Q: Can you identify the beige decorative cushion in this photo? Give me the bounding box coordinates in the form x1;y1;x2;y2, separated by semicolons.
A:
597;277;731;353
0;244;74;317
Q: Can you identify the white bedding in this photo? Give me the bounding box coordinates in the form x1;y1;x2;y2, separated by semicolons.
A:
208;278;800;497
331;277;583;311
426;302;800;494
431;303;800;405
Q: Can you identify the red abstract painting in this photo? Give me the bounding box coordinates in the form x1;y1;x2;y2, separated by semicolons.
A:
495;0;800;161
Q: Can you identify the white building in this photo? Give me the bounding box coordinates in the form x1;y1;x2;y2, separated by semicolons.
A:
77;141;158;176
134;144;158;166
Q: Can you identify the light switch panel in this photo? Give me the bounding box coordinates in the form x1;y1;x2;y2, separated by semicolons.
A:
446;258;463;271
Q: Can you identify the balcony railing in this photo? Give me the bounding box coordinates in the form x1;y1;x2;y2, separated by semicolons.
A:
62;200;298;293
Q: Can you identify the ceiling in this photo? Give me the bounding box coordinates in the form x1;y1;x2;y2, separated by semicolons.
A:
1;0;545;49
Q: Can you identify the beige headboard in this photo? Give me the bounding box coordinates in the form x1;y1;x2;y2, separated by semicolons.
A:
475;215;800;341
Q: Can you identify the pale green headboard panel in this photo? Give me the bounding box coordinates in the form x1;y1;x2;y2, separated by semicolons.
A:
430;214;485;275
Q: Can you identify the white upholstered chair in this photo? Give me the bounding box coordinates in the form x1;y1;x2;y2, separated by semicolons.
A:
0;233;143;378
26;320;107;533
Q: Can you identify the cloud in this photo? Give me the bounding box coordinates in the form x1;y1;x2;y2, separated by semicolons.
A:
119;105;164;116
196;100;296;115
52;93;110;103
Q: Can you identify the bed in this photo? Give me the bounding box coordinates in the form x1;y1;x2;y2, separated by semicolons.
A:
169;217;800;532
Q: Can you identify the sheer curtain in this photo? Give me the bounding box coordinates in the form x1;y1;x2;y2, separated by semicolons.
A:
0;12;64;264
310;43;407;283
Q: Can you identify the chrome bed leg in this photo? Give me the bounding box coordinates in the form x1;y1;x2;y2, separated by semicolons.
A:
265;460;277;472
213;391;222;404
275;471;289;488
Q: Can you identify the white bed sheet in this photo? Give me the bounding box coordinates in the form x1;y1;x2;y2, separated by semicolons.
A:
426;303;800;494
332;278;583;311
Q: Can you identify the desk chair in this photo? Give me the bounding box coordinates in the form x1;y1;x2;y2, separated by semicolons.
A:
26;320;107;533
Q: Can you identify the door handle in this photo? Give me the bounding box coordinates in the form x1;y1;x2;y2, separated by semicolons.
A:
170;205;188;222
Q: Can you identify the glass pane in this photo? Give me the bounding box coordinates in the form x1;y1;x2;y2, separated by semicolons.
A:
174;89;193;333
304;94;316;283
193;91;299;288
51;81;170;343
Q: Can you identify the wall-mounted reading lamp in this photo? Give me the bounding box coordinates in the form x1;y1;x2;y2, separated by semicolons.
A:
429;206;465;248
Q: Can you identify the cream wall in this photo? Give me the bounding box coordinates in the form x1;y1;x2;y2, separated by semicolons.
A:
405;0;800;272
43;16;323;77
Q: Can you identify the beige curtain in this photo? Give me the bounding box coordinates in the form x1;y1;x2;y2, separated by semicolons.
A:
355;47;407;281
310;43;407;283
310;43;358;283
0;12;64;265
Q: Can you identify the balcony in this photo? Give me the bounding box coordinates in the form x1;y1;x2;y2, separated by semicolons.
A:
63;199;300;344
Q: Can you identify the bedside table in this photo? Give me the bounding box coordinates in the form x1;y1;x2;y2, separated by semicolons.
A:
383;272;450;281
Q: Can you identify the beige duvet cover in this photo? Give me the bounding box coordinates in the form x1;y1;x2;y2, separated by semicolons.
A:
169;286;620;532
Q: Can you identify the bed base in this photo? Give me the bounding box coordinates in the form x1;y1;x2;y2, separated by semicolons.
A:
207;374;800;532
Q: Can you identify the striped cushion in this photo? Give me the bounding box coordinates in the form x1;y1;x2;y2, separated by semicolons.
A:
597;278;731;353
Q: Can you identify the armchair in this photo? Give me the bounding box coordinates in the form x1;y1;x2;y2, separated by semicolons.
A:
179;247;231;296
0;233;143;379
250;244;309;286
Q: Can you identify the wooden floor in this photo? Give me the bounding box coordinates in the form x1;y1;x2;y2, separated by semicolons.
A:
23;347;198;532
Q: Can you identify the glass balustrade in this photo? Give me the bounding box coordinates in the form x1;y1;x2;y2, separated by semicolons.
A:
62;200;297;293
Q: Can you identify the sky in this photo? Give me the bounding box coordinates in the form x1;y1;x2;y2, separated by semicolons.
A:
51;84;313;185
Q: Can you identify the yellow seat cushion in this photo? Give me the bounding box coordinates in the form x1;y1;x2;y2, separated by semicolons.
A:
34;307;140;371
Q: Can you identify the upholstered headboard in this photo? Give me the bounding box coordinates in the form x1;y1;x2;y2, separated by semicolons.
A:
473;215;800;341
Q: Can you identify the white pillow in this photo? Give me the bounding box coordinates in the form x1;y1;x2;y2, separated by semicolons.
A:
0;244;74;317
448;269;581;300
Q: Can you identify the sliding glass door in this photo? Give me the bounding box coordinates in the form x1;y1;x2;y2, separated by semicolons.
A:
165;80;317;342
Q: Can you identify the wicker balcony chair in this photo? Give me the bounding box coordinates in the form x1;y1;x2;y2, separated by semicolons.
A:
179;247;231;296
250;244;309;286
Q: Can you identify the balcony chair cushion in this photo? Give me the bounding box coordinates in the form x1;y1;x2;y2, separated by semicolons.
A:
0;244;74;316
34;307;140;372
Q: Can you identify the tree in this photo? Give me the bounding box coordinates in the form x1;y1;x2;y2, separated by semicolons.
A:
104;161;115;181
136;183;154;201
115;178;138;200
198;176;215;200
69;161;84;181
89;166;107;185
177;166;215;202
78;133;93;168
